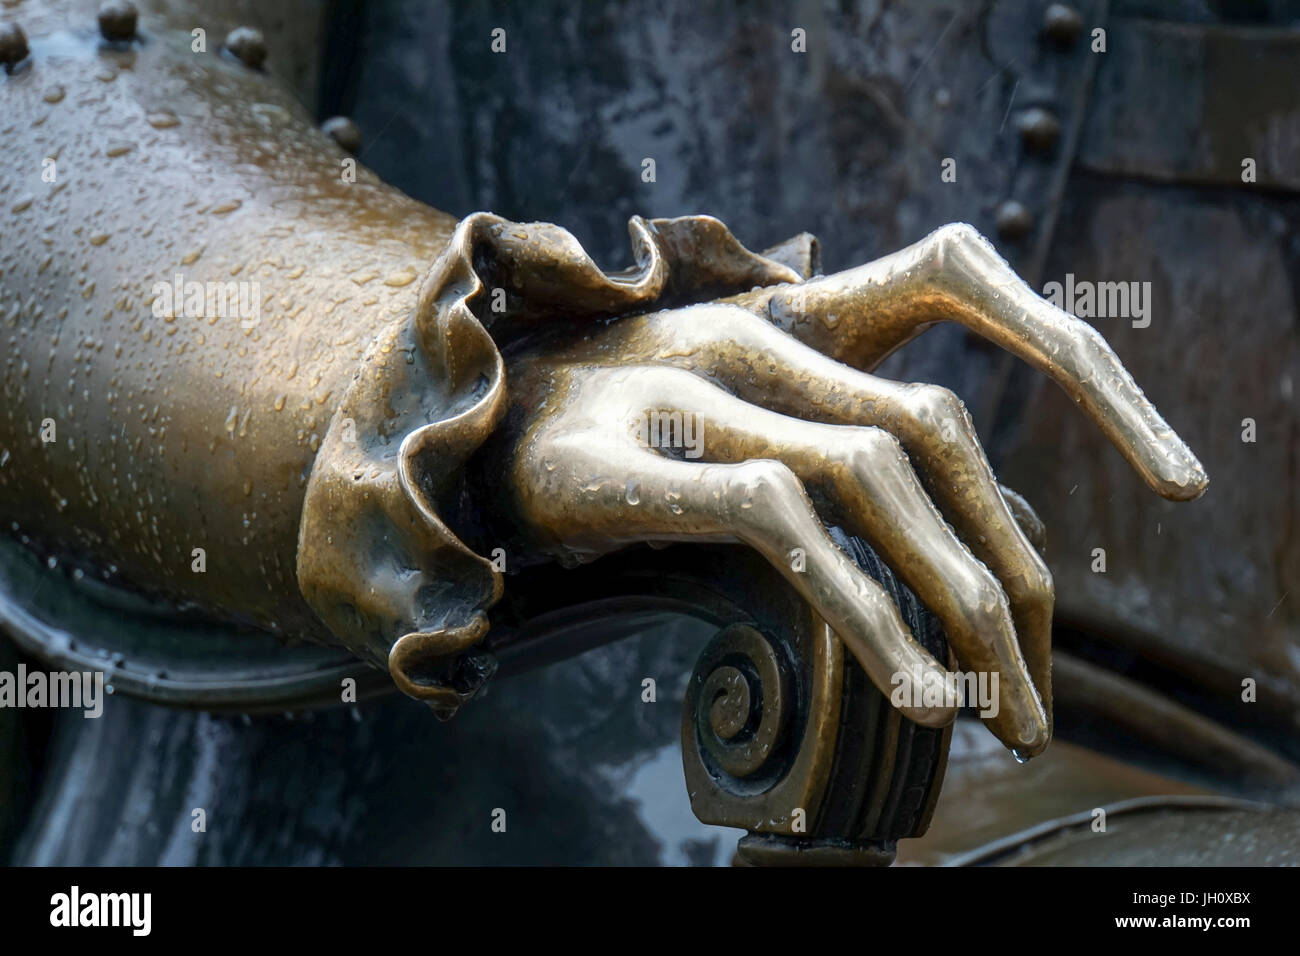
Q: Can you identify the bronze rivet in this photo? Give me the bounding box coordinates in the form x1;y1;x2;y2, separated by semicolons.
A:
97;1;138;42
1042;4;1083;46
321;116;361;155
995;200;1033;240
1016;107;1061;154
223;26;267;70
0;22;29;67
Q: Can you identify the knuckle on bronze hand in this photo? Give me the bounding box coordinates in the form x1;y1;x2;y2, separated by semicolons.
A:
848;426;904;466
933;221;983;256
904;384;965;435
953;578;1016;659
726;460;801;522
1006;558;1055;615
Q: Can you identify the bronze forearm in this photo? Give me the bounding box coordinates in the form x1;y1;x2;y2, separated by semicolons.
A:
1;12;456;644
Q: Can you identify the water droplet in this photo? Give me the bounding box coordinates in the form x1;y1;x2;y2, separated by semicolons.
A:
383;267;417;287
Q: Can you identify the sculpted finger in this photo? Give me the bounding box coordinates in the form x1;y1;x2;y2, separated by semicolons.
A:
605;366;1049;753
736;223;1208;500
502;368;963;729
598;306;1056;735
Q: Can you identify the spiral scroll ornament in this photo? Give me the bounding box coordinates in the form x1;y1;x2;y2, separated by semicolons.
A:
681;530;953;865
691;624;793;788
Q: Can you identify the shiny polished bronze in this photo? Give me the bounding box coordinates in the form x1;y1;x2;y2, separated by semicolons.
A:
491;220;1206;756
0;3;1204;799
672;537;953;861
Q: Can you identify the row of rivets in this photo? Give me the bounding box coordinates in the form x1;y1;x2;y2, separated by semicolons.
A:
4;4;261;68
3;6;362;154
995;3;1082;240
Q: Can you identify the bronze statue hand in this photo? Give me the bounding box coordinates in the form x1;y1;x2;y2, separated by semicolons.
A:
491;223;1207;758
0;9;1205;764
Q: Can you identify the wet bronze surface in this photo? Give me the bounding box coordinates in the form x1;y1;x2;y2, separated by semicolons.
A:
347;0;1297;755
1;16;457;648
897;721;1300;867
2;0;1296;871
490;222;1205;755
0;8;1206;762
